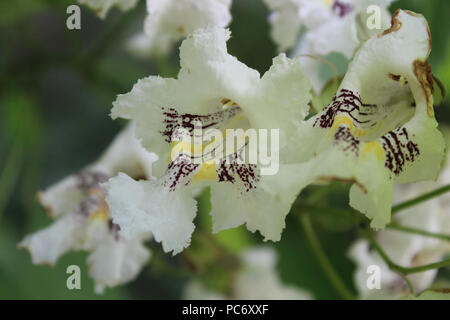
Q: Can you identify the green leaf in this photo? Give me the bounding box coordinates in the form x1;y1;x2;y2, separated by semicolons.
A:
0;0;46;25
0;90;43;147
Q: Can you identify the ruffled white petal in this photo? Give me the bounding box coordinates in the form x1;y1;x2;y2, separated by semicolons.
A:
128;0;232;56
264;0;303;52
88;235;151;294
241;53;311;162
37;175;85;218
210;164;304;241
105;173;197;254
92;123;157;179
19;213;85;265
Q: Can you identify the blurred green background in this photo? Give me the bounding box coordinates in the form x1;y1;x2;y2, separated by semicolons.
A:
0;0;449;299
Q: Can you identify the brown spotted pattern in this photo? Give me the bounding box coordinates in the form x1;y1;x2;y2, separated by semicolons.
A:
314;89;421;175
380;127;419;176
217;145;260;193
313;89;377;129
332;0;352;18
160;106;241;142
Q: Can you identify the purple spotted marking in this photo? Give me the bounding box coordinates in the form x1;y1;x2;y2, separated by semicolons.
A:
163;153;200;191
314;89;377;129
332;0;353;18
380;127;419;176
315;89;420;175
160;105;241;143
217;144;260;193
108;219;121;241
334;126;360;156
77;171;109;191
76;195;102;217
159;102;259;193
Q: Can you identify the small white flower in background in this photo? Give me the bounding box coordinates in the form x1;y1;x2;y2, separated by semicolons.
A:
183;247;312;299
263;0;304;53
289;10;445;229
19;124;157;293
78;0;138;19
349;142;450;298
105;26;312;254
127;0;232;57
264;0;396;92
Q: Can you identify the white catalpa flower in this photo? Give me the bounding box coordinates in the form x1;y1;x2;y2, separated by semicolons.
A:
78;0;138;19
19;124;156;293
350;128;450;299
183;247;312;299
106;26;312;254
264;0;395;92
263;0;304;52
127;0;232;57
290;10;445;229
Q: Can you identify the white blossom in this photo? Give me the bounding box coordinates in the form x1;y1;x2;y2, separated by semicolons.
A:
288;10;445;229
264;0;396;92
19;124;156;293
106;26;312;254
128;0;232;57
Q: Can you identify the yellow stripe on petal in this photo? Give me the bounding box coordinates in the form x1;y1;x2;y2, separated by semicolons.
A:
362;141;384;161
169;140;203;162
193;160;217;182
331;115;368;138
331;115;353;134
90;209;109;222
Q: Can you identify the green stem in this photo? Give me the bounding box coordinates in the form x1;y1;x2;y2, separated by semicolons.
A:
299;214;356;300
402;275;416;296
364;227;450;275
392;184;450;215
301;202;450;242
0;144;24;222
387;224;450;242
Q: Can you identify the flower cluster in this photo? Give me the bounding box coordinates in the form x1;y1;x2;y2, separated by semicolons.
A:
21;1;449;298
129;0;232;57
105;10;445;254
264;0;396;92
